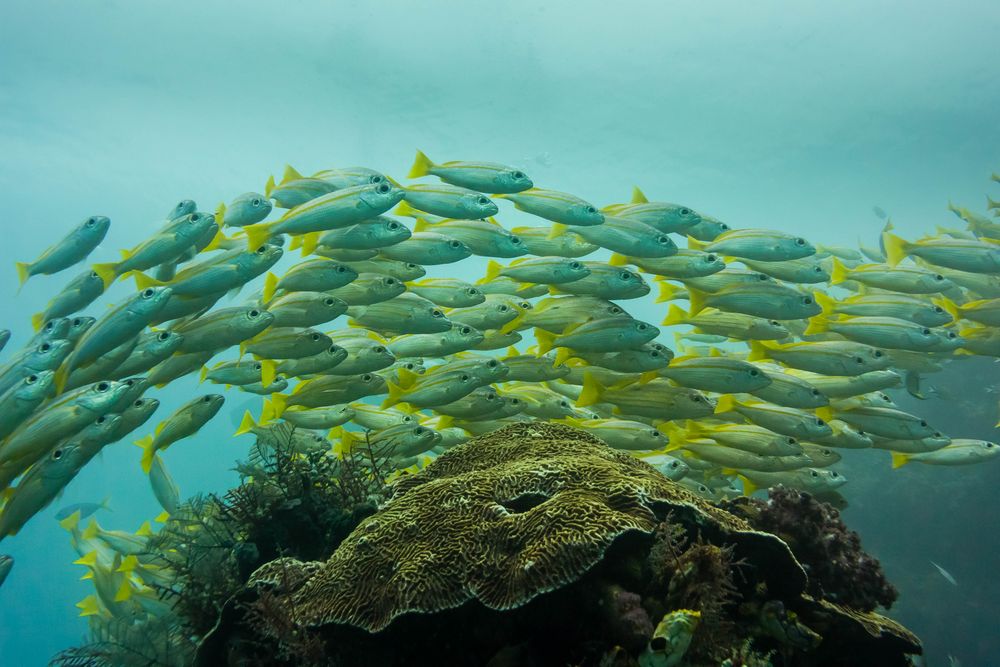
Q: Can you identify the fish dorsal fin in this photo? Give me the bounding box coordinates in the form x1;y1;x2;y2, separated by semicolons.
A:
281;164;304;185
631;186;649;204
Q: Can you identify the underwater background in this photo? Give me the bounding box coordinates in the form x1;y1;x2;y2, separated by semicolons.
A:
1;1;999;664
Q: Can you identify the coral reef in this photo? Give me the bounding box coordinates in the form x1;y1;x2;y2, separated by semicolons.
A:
56;423;920;666
723;486;898;611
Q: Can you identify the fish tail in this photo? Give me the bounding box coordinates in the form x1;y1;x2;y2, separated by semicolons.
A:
813;291;837;316
288;235;303;251
655;281;683;304
215;201;227;226
381;381;404;408
412;216;431;233
686;235;707;251
135;435;156;474
31;312;45;332
202;227;228;252
91;263;119;289
714;393;737;415
745;340;771;362
737;474;759;496
631;186;649;204
987;195;1000;210
933;297;961;323
281;164;304;185
244;223;272;250
882;231;910;267
534;328;557;355
129;270;164;292
300;232;320;257
136;521;153;536
498;312;524;335
484;259;503;282
260;399;276;425
394;199;419;219
803;315;829;336
608;253;630;267
260;360;278;388
829;258;848;285
408;149;434;178
553;347;574;367
58;509;83;532
114;579;133;602
687;286;707;315
661;303;688;326
264;174;276;198
235;410;258;436
53;362;71;395
15;261;31;289
76;595;102;617
269;392;288;418
890;452;910;469
815;406;834;423
262;271;279;303
577;371;605;408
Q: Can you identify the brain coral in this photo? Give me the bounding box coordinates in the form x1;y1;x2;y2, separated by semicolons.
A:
248;422;800;632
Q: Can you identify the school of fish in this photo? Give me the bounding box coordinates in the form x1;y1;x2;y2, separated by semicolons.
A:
1;152;998;621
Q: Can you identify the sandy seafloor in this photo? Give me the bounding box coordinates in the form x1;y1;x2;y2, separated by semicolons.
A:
1;1;999;664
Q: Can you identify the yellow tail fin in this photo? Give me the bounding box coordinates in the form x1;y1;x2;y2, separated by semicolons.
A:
813;291;838;316
31;312;45;332
234;411;257;436
499;312;524;335
129;271;163;292
882;231;910;267
76;595;101;617
269;392;288;417
215;202;227;226
656;281;685;304
135;435;156;474
202;227;227;252
413;216;432;233
661;303;688;326
260;360;277;388
243;223;272;251
737;474;759;496
198;366;208;384
485;259;503;282
534;328;557;355
114;579;133;602
408;149;434;178
829;258;849;285
686;235;707;251
715;394;738;414
890;452;910;469
136;521;153;537
394;199;420;219
745;340;772;362
15;261;31;288
260;399;276;425
381;381;405;408
608;253;630;267
803;316;829;336
263;271;278;303
553;346;575;367
546;223;568;240
91;263;119;289
264;174;276;198
300;232;320;257
576;371;606;407
687;286;708;315
630;186;649;204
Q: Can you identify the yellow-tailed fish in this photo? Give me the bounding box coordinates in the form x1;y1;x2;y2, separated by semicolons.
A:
891;439;999;468
883;231;1000;273
276;344;348;378
32;269;107;330
378;231;471;265
668;439;812;473
446;295;522;331
683;421;803;456
265;403;355;430
335;422;441;459
312;166;387;189
107;397;160;443
562;344;673;373
737;468;846;496
0;340;72;396
740;256;830;283
805;315;945;352
147;292;224;327
747;339;890;376
148;453;180;516
108;331;184;379
272;259;358;296
413;217;526;257
746;363;828;409
242;327;332;359
601;187;704;234
327;272;406;306
577;373;714;420
325;336;395;375
387;324;484;358
132;244;283;297
313;246;378;262
348;403;417;430
687;282;821;321
536;318;658;355
317;216;410;251
956;324;1000;356
715;394;832;440
550;262;649;299
809;419;872;449
563;416;668;450
610;249;724;279
407;149;533;193
500;348;569;382
870;433;950;454
833;405;937;440
519;296;629;333
510;225;598;257
265;165;339;209
272;373;386;413
396;183;498;221
483;257;590;286
0;371;55;441
171;305;274;354
348;293;451;334
493;188;604;226
382;368;481;408
656;354;770;393
661;304;789;341
814;291;952;327
16;216;110;287
432;387;503;419
939;297;1000;327
407;278;485;308
561;216;677;257
216;192;271;228
829;259;953;294
783;368;901;398
264;291;347;328
681;268;773;293
146;351;214;388
134;395;225;473
801;443;841;467
243;181;403;250
92;213;217;284
688;229;815;262
501;383;576;419
63;337;141;391
687;214;730;241
201;359;274;387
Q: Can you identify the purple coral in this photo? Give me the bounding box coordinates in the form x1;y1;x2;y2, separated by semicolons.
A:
730;486;897;611
600;585;654;653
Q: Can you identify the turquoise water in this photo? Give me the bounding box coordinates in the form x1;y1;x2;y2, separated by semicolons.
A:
1;1;999;664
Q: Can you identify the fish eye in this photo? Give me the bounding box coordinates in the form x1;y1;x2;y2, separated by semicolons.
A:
794;238;806;246
413;427;424;435
769;320;780;326
919;420;928;428
466;287;478;295
787;437;797;444
328;345;340;353
203;396;213;403
134;399;144;407
374;346;386;354
692;395;703;402
457;326;471;335
371;175;384;184
449;240;462;249
586;206;597;214
477;196;490;206
44;321;55;332
637;323;648;330
987;442;995;448
388;221;399;230
947;332;957;339
680;208;692;216
325;298;336;306
706;254;717;262
73;317;85;327
810;470;819;478
96;382;110;392
670;460;680;468
249;309;261;318
26;374;38;384
256;245;267;255
252;198;261;207
811;389;821;397
619;271;631;280
40;343;52;352
485;393;496;401
311;333;321;341
657;235;670;244
510;235;523;245
934;274;944;281
362;374;373;382
749;369;759;376
53;449;64;460
513;171;526;179
91;271;100;279
933;306;944;313
157;331;171;341
650;350;660;357
803;297;813;305
386;278;396;285
610;307;623;315
570;261;581;270
376;183;391;194
853;356;864;364
96;415;107;424
253;362;262;370
487;359;497;368
190;213;202;222
921;328;931;335
815;418;825;426
873;350;884;357
460;374;470;382
431;309;444;318
336;265;346;273
85;218;95;227
498;304;509;312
